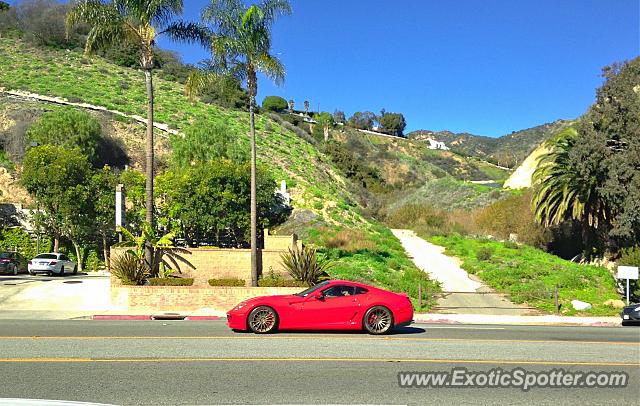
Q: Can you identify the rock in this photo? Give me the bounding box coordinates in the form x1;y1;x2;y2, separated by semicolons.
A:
603;299;626;309
571;300;592;311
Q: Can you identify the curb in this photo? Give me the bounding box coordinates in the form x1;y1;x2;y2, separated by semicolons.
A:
92;315;221;321
413;313;622;327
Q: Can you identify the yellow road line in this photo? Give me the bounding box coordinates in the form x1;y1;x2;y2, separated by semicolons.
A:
0;336;636;346
0;357;637;367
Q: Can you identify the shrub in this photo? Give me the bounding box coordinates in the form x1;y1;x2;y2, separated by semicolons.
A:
280;245;332;286
148;278;194;286
257;277;306;287
26;108;102;164
262;96;288;112
476;247;494;261
111;252;145;285
208;278;245;287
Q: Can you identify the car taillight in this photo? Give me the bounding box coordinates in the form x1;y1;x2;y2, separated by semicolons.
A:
28;260;32;265
0;259;8;263
50;261;57;265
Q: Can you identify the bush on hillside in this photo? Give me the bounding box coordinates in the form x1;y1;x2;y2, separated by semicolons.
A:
26;108;102;164
262;96;288;112
474;190;549;248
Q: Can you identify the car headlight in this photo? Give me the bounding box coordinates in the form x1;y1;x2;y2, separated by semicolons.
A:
234;302;248;311
634;306;640;312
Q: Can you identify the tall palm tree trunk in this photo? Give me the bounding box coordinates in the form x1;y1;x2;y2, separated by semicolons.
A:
249;90;258;287
144;68;155;271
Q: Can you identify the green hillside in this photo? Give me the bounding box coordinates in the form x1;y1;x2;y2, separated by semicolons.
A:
0;36;441;307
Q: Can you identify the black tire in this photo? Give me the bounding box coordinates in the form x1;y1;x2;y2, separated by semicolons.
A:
363;305;394;335
8;263;16;275
29;271;35;276
247;306;279;334
59;266;64;277
72;266;77;275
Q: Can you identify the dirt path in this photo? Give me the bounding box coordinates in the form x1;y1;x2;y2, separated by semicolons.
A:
391;229;532;315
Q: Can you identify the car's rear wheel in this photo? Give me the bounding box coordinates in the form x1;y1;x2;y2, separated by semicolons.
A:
247;306;279;334
8;263;16;275
363;306;394;335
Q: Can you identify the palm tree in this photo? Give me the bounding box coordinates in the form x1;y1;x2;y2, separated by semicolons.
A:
186;0;291;286
303;100;309;115
532;127;607;247
67;0;206;269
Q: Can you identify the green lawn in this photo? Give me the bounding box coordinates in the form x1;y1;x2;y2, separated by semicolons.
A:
428;235;621;316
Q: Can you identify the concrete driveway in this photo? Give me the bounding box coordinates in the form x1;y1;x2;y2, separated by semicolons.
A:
392;229;532;315
0;273;114;319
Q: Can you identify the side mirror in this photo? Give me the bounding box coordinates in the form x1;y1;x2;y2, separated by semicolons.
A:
314;292;325;301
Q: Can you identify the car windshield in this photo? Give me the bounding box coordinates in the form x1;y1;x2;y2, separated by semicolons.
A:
0;253;12;259
34;254;57;259
295;281;330;297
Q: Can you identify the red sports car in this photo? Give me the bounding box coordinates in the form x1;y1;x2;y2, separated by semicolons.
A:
226;280;414;334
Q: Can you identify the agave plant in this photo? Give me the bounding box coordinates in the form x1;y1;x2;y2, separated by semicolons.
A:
111;252;145;285
280;245;331;287
116;223;195;278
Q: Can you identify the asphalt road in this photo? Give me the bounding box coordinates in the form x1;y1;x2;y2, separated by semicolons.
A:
0;321;637;405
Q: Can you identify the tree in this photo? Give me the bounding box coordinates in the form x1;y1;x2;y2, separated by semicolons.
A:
313;111;334;142
91;166;119;271
262;95;288;112
159;161;289;247
67;0;207;270
303;100;309;115
20;145;92;254
185;0;291;286
26;108;102;164
333;110;345;124
288;99;294;112
378;110;406;137
0;2;9;12
170;121;248;167
347;111;377;130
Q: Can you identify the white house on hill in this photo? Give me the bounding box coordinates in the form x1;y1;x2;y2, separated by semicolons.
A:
425;138;450;150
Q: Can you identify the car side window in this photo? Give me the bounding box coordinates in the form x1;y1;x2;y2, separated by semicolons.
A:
323;285;355;298
60;255;70;261
354;287;368;295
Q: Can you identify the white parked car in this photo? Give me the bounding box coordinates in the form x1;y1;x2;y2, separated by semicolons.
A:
28;253;77;276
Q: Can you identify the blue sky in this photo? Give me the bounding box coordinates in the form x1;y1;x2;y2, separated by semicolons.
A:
14;0;640;136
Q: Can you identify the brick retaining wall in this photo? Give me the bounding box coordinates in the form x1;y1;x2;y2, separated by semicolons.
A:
111;285;302;311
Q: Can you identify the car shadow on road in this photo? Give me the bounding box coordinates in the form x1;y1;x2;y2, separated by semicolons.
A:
234;326;426;336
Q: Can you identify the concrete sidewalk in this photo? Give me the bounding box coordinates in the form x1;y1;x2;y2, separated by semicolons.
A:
414;313;622;327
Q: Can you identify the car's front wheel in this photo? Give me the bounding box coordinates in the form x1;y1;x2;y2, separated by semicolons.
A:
59;266;64;277
72;266;77;275
247;306;279;334
363;306;394;335
8;263;16;275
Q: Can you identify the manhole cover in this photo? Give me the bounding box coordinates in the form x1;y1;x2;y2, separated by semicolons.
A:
63;280;83;284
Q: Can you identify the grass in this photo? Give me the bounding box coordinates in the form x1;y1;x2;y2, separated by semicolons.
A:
428;234;621;316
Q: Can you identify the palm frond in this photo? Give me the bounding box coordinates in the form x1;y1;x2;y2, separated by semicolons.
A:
160;21;211;47
255;53;285;86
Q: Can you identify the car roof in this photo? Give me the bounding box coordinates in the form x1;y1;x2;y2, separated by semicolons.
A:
325;279;377;290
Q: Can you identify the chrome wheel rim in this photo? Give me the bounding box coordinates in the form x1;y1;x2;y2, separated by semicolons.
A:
367;308;391;333
249;308;276;333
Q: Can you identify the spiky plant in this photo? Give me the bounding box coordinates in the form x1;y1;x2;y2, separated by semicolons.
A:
185;0;291;286
111;252;145;285
280;245;331;287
